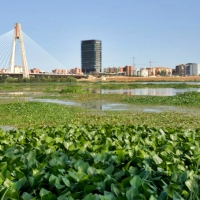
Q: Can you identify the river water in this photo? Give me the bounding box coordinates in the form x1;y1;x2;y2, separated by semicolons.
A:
92;88;200;96
0;87;200;114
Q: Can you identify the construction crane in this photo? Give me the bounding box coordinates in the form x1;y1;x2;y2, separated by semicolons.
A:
132;57;147;69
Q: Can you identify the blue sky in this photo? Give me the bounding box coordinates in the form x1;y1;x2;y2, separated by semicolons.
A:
0;0;200;70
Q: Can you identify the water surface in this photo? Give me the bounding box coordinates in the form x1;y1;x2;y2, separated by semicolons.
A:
93;88;200;96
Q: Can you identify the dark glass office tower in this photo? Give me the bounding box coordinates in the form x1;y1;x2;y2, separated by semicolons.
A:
81;40;102;74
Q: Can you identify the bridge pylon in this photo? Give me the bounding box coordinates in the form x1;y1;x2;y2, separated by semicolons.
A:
9;23;29;78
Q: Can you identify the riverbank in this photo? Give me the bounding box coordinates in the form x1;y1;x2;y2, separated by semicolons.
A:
79;75;200;82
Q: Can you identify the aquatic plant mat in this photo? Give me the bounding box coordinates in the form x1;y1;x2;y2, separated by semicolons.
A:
0;124;200;199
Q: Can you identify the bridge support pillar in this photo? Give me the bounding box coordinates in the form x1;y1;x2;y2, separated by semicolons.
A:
9;23;29;78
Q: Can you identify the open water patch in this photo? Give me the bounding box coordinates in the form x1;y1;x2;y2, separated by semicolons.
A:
31;99;81;106
28;98;200;115
91;88;200;96
82;101;129;111
0;92;43;95
143;108;162;113
0;126;16;132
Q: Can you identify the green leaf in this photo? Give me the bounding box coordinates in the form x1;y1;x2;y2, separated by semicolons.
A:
3;178;13;187
130;176;143;190
113;171;125;181
0;188;10;200
101;192;116;200
111;184;121;196
84;185;96;194
122;177;132;188
74;159;89;173
39;188;51;197
1;169;11;180
49;158;59;167
12;176;27;190
126;187;139;200
152;154;163;165
41;193;56;200
49;174;59;189
185;179;198;192
104;164;114;175
45;136;54;143
68;171;88;182
87;166;96;176
149;195;157;200
62;177;70;187
172;191;184;200
22;192;34;200
83;193;96;200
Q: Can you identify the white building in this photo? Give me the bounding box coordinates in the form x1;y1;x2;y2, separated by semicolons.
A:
185;63;200;76
133;68;148;77
140;68;149;77
14;66;23;73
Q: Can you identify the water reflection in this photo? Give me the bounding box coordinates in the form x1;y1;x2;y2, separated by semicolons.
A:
31;99;81;106
136;82;200;85
93;88;200;96
83;101;129;111
0;92;42;95
0;126;16;132
0;96;200;115
143;108;161;113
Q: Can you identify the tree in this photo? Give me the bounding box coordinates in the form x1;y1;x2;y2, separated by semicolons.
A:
160;70;167;76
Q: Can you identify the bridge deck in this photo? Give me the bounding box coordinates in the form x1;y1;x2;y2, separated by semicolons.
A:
0;73;86;79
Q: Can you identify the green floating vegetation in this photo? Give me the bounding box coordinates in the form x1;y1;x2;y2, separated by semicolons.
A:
1;101;200;129
60;86;88;94
0;124;199;199
96;83;200;89
123;91;200;107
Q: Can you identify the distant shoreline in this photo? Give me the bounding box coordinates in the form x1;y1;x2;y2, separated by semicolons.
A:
79;76;200;82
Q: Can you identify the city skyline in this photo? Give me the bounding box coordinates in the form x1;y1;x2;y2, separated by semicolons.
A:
0;0;200;69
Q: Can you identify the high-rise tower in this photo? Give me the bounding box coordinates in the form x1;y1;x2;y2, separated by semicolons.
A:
9;23;29;78
81;40;101;74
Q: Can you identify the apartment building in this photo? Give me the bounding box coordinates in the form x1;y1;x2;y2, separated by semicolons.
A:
52;69;68;74
175;64;185;76
185;63;200;76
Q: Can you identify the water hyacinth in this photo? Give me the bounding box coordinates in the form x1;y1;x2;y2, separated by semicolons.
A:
0;124;200;199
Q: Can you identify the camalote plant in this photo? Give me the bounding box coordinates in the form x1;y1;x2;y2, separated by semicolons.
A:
60;86;88;94
123;91;200;107
0;124;199;199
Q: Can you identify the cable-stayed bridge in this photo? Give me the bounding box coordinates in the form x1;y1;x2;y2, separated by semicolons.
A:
0;23;84;78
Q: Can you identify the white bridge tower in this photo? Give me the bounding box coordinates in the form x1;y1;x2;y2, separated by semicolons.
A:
9;23;29;78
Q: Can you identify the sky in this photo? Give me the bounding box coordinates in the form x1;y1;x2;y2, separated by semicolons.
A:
0;0;200;70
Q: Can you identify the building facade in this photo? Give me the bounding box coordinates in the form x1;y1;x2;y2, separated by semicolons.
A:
175;64;185;76
52;69;68;74
30;68;41;74
155;67;172;76
69;68;82;75
81;40;102;74
14;66;23;73
123;65;133;76
0;68;7;73
185;63;200;76
140;68;149;77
